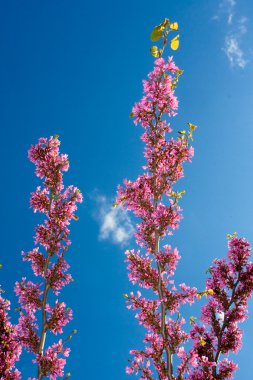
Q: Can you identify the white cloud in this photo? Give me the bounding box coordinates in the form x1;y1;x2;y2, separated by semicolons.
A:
213;0;236;24
213;0;249;69
225;0;236;24
238;16;247;35
226;0;236;24
93;194;134;246
224;35;247;68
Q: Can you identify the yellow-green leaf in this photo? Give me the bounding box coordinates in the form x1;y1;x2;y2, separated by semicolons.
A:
170;34;180;50
187;122;198;131
170;22;178;31
177;190;186;198
150;26;163;42
129;112;134;118
112;203;117;208
150;45;160;57
200;336;206;346
197;289;214;299
227;232;237;240
161;18;170;28
190;316;197;325
196;291;204;299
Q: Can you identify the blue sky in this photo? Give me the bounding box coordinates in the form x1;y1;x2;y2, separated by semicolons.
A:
1;0;253;378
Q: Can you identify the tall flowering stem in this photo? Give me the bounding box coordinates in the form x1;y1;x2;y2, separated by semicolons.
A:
118;19;253;380
117;20;197;380
15;136;83;379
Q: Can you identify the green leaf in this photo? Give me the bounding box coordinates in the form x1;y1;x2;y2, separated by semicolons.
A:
161;18;170;28
150;46;160;57
190;316;197;325
187;122;198;131
197;289;214;299
205;266;212;274
150;26;163;42
227;232;237;240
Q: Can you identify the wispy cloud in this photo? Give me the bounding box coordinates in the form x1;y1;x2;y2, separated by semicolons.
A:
238;16;247;35
212;0;236;24
92;193;134;246
224;35;247;68
227;0;236;24
213;1;249;69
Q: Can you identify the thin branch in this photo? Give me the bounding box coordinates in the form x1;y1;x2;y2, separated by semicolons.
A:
212;276;240;378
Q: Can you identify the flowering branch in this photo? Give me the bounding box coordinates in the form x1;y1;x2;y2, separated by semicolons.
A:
15;136;83;379
185;236;253;380
118;19;253;380
117;19;197;380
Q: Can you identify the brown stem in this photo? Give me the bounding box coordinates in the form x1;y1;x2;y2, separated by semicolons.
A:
148;75;174;378
37;253;51;380
37;192;55;380
212;276;240;378
159;30;169;58
154;198;173;380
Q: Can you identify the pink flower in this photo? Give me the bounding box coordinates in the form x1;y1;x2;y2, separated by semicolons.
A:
0;296;21;378
16;136;83;378
119;26;253;380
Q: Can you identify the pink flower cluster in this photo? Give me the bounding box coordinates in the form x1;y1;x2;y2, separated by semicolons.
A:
14;136;82;379
0;295;21;379
117;56;197;380
182;237;253;380
118;53;253;379
117;58;193;251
